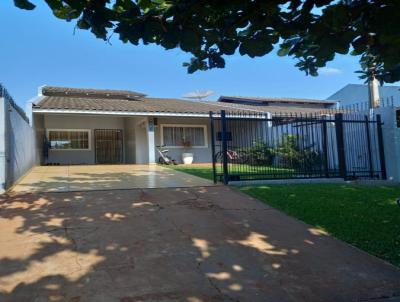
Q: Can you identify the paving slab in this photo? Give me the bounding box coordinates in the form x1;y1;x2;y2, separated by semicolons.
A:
0;186;399;302
10;165;213;193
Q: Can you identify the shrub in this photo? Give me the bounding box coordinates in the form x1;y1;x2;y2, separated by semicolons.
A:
275;134;322;170
238;141;275;165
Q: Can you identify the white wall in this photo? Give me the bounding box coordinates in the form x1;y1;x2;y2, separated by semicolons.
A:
0;97;37;192
43;114;125;164
134;118;149;164
371;107;400;181
0;98;6;192
155;117;212;163
124;117;136;164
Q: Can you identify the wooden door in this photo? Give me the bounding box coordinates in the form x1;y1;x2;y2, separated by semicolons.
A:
95;129;123;164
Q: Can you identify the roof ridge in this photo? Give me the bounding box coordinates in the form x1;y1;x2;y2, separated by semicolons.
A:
41;85;146;99
218;95;336;104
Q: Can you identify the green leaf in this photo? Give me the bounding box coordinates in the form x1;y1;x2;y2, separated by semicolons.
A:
218;39;239;55
180;28;201;53
77;18;90;30
14;0;35;10
239;34;273;58
277;47;290;57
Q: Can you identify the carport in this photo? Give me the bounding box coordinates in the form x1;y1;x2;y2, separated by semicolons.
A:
10;164;213;193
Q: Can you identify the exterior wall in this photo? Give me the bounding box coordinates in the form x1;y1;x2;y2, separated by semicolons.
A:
33;114;45;164
35;114;214;165
0;98;6;192
155;117;212;163
135;118;149;164
327;84;400;109
372;107;400;181
124;117;136;164
43;114;125;164
0;97;37;192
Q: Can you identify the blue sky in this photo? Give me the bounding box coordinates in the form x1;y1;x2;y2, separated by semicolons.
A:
0;2;389;109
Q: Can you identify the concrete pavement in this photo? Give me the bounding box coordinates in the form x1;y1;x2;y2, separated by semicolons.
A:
0;186;399;301
9;165;213;193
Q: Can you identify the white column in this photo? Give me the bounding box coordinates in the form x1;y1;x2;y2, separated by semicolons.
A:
147;117;156;164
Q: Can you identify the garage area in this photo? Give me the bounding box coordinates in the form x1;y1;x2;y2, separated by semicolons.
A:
10;164;213;193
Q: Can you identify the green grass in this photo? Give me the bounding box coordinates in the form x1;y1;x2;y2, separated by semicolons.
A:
166;165;216;180
164;164;400;266
240;184;400;267
165;163;293;181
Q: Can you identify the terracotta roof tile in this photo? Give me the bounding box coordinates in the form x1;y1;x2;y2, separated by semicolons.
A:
33;86;337;115
218;95;337;105
33;95;334;115
42;86;146;100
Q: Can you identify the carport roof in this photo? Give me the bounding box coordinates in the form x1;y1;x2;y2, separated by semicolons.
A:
32;86;335;116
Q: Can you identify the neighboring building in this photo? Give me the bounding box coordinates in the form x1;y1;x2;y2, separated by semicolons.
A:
327;84;400;110
31;86;337;165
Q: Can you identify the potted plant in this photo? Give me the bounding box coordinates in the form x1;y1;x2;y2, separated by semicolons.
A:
181;140;194;164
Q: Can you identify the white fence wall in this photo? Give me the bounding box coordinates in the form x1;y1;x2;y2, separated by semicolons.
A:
0;95;37;193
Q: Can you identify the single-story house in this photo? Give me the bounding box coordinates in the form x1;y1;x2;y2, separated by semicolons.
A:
31;86;336;165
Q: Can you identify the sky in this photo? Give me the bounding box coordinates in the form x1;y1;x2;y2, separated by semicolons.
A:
0;2;394;110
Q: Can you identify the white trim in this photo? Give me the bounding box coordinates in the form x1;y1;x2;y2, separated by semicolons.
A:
28;95;45;106
160;124;208;148
46;128;92;151
33;108;211;118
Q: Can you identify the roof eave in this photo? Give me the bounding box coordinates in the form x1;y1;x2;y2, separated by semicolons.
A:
219;96;337;105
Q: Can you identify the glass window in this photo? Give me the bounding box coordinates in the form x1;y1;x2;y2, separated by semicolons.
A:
48;130;90;150
162;125;206;147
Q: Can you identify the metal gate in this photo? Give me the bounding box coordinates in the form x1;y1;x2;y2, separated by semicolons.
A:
210;110;386;184
94;129;123;164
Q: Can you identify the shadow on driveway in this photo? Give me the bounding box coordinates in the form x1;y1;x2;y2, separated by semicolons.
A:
0;186;399;301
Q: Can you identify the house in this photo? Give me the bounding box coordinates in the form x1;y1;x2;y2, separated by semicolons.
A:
327;84;400;109
31;86;337;165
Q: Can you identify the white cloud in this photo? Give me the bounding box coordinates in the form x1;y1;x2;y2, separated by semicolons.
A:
319;67;342;75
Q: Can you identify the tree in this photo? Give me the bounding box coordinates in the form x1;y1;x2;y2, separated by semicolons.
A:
14;0;400;83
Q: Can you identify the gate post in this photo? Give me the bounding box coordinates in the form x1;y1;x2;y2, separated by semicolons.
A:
221;110;229;185
209;111;217;184
334;113;347;179
376;114;387;180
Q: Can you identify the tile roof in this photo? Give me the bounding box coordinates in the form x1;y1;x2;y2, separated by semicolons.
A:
33;86;336;115
33;96;333;115
41;86;146;100
219;95;337;105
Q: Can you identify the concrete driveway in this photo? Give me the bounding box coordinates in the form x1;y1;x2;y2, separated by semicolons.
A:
0;186;399;302
10;165;213;193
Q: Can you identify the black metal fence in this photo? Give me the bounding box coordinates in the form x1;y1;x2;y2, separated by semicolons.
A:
210;110;386;184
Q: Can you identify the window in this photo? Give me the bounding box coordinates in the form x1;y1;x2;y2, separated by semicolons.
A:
161;125;207;148
47;129;90;150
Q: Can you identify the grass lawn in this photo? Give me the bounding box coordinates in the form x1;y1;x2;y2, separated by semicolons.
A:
242;184;400;267
166;164;216;180
165;164;400;267
166;163;294;181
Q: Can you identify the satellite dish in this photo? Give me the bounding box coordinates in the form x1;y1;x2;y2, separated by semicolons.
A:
183;90;214;101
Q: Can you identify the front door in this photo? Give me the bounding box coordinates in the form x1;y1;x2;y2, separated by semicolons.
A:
94;129;123;164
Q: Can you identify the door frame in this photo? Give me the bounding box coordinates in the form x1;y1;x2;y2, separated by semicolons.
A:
94;129;124;164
